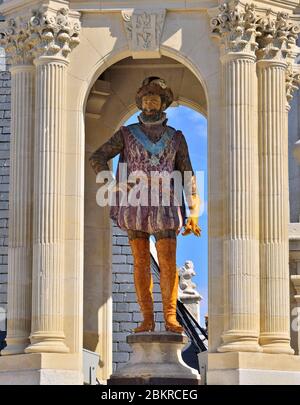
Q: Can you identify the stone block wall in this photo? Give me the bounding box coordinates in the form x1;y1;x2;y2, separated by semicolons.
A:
112;222;165;372
0;42;9;333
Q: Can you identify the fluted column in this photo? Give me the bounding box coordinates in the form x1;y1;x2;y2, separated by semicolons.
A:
0;16;36;355
219;53;261;352
258;59;292;353
25;56;69;353
22;5;81;353
3;65;34;355
256;11;299;355
211;2;261;352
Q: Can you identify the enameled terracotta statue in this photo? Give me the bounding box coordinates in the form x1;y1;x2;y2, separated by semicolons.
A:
89;77;201;333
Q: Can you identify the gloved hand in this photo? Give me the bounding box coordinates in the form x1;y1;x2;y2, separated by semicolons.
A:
177;194;202;237
181;216;201;237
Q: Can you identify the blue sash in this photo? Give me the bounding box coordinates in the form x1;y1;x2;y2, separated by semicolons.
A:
127;124;175;156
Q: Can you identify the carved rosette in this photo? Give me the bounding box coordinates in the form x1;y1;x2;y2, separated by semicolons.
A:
0;6;81;65
121;9;166;58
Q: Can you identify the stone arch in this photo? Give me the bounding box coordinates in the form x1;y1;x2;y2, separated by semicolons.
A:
63;9;223;382
81;52;211;381
77;46;211;124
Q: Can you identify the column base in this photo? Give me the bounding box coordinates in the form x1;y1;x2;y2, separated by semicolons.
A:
2;337;30;356
218;331;262;353
25;332;69;353
218;342;262;353
199;352;300;385
108;332;200;385
0;353;83;385
259;334;295;354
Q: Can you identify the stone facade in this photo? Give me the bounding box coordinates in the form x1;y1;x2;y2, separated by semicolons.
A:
0;0;299;385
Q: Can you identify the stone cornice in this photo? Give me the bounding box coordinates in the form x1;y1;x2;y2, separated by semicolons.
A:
0;0;68;16
1;0;299;16
70;0;300;13
69;0;218;12
0;3;81;65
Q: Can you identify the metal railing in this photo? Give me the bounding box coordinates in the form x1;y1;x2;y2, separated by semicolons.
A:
150;255;207;372
176;300;208;352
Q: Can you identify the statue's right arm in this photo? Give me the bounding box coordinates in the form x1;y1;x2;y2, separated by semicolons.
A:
89;129;124;175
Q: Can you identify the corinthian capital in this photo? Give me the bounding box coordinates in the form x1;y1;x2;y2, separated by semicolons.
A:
0;5;81;65
256;11;300;61
210;1;300;62
0;16;33;65
29;6;81;60
286;63;300;104
210;1;259;55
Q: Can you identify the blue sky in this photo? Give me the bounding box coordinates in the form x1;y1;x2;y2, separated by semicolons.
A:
113;106;208;325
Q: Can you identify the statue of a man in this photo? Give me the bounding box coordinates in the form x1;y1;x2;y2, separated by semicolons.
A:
89;76;201;333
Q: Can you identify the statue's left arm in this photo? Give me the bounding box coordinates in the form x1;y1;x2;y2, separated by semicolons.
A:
175;134;201;237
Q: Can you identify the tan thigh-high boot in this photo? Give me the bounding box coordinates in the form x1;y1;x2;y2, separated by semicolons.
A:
129;238;155;332
155;238;183;333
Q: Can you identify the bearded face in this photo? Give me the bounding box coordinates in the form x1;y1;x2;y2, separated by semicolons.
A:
141;94;166;122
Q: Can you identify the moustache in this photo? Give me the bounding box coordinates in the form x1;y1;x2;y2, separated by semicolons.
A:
143;108;159;113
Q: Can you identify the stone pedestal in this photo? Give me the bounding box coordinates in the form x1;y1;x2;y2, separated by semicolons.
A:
199;352;300;385
108;333;200;385
0;353;83;385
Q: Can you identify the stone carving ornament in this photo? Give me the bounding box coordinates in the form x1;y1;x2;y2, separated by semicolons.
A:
178;260;200;299
210;1;300;104
210;2;260;54
0;6;81;64
122;9;166;56
286;63;300;103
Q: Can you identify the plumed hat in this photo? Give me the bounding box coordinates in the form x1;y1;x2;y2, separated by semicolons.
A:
135;76;174;111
